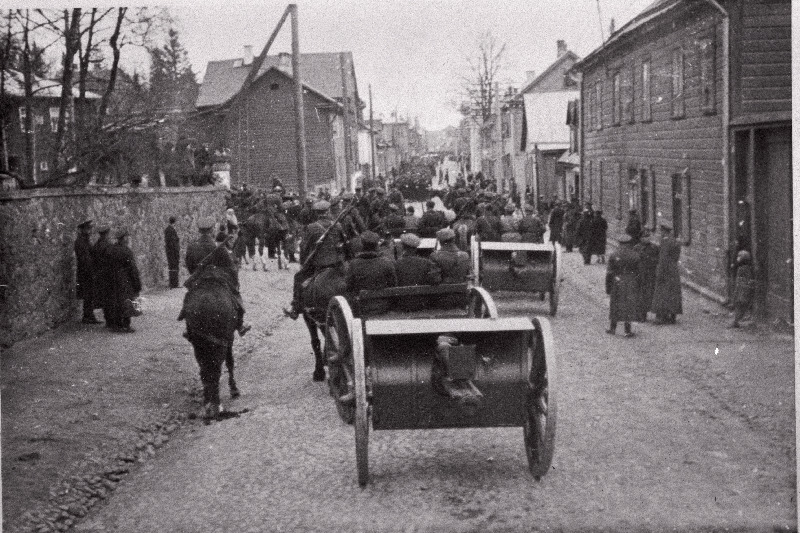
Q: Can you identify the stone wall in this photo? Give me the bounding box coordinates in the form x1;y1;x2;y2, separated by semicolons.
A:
0;186;228;347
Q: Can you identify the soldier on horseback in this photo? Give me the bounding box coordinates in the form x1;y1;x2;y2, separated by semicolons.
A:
284;200;346;320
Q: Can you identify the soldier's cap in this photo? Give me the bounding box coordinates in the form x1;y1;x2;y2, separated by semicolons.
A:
523;205;535;213
436;228;456;242
313;200;331;211
78;219;93;229
659;220;673;231
360;231;380;245
400;233;421;248
198;216;216;230
96;224;111;233
504;204;515;214
618;234;633;244
114;227;129;240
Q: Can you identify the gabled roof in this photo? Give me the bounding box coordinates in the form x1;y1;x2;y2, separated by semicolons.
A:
520;90;578;151
573;0;680;71
513;50;580;101
196;51;356;109
3;69;101;99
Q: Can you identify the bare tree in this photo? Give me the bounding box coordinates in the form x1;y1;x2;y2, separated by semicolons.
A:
458;31;507;123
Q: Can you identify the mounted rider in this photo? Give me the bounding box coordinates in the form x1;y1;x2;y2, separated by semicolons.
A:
284;200;346;320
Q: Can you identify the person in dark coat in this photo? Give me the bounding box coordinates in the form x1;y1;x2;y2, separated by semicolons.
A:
185;217;218;275
576;209;594;264
165;216;180;288
548;202;565;244
650;222;683;324
394;233;441;311
75;219;100;324
383;204;406;238
91;224;112;324
729;250;754;328
605;234;642;337
430;228;470;309
625;209;643;244
475;204;502;242
562;205;579;252
418;201;446;238
346;231;398;315
518;205;546;243
285;201;345;319
633;231;660;322
105;228;142;333
403;206;420;233
589;210;609;263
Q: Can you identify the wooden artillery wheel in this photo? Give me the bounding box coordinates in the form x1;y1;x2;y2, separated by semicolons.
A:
467;286;498;318
549;243;562;316
325;296;356;424
524;316;557;479
351;319;370;487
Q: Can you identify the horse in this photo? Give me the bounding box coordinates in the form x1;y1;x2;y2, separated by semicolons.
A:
182;267;240;421
298;263;348;382
244;212;270;271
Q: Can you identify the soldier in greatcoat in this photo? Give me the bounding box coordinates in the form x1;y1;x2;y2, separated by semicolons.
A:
394;233;441;311
589;210;609;263
345;231;398;315
185;217;218;275
548;201;565;244
105;228;142;333
576;208;594;264
165;216;180;288
75;219;100;324
605;234;642;337
633;230;660;321
91;224;112;324
430;228;471;309
285;201;345;319
650;222;683;324
518;205;546;243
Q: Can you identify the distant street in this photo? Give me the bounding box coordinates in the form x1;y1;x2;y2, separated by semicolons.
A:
74;251;795;533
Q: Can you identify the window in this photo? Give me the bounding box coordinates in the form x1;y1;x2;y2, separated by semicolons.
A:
699;37;716;114
612;71;621;125
18;107;26;132
595;81;602;130
598;160;604;210
35;114;45;125
641;59;652;122
628;167;639;211
623;67;634;124
671;169;691;244
639;168;650;227
671;48;685;119
49;107;59;133
617;162;624;219
40;161;48;171
269;83;280;90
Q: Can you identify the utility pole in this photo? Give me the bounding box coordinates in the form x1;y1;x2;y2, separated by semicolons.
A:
290;4;308;200
339;52;353;190
369;84;375;182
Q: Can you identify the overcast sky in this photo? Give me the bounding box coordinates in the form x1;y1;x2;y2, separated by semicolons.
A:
165;0;655;130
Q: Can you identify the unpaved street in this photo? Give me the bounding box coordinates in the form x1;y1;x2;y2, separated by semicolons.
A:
70;252;795;532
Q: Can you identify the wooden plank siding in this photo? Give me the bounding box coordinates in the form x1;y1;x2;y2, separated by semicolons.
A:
579;2;728;296
732;0;791;120
224;69;337;192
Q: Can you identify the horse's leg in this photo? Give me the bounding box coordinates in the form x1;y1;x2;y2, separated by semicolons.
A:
258;237;268;271
304;314;325;382
226;344;239;398
193;341;221;421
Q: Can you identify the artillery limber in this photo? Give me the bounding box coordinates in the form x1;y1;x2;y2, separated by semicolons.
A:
470;236;563;316
323;282;557;486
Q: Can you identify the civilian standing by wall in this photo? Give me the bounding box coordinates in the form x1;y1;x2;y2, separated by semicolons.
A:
105;228;142;333
74;219;100;324
91;224;112;324
165;217;180;288
650;222;683;324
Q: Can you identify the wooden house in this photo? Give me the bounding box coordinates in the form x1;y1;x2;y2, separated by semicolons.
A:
573;0;791;322
194;49;361;194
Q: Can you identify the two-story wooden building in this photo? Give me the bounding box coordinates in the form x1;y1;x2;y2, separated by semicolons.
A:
573;0;791;323
194;49;361;194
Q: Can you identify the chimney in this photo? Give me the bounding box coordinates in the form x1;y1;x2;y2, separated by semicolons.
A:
278;52;292;71
526;70;537;83
243;45;253;66
557;40;567;58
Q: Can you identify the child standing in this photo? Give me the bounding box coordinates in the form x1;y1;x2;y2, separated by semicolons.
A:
730;250;754;328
